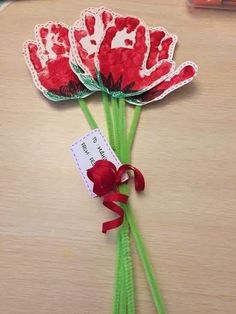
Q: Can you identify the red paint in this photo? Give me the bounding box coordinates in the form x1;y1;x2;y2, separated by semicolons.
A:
85;15;96;36
97;17;173;93
125;39;133;46
27;23;85;97
102;10;113;26
73;9;113;78
38;57;84;96
138;64;196;102
147;30;174;69
28;43;43;72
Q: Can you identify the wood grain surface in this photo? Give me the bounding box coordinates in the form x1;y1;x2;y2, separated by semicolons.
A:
0;1;236;313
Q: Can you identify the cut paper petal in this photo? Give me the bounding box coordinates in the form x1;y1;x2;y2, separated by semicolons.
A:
146;28;177;69
35;22;71;60
23;22;92;101
95;15;175;97
126;62;198;105
69;7;115;78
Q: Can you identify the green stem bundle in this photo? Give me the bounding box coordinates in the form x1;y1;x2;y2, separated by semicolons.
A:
79;95;166;314
112;98;135;314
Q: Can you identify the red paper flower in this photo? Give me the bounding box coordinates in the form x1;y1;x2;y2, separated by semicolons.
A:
70;7;197;100
23;22;92;101
96;16;175;97
70;8;176;97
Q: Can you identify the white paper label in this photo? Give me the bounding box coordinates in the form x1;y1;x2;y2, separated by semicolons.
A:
70;129;123;197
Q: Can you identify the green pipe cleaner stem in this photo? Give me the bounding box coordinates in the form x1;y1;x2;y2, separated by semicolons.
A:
78;98;98;130
112;235;122;314
120;261;127;314
127;105;142;152
120;102;167;314
102;92;115;150
118;98;135;314
111;97;120;154
125;204;166;314
118;98;129;164
112;97;135;314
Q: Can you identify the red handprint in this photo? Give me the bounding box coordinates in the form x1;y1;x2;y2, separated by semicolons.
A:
96;16;174;96
23;22;89;100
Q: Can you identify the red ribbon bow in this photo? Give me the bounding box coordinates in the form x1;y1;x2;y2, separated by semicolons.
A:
87;160;145;233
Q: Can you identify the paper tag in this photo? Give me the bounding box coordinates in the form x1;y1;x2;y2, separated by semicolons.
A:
70;128;125;197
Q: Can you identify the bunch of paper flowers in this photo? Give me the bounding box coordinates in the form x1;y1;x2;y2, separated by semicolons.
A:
23;7;197;314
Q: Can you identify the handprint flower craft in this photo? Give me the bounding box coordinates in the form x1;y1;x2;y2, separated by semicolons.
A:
23;7;198;314
70;7;197;100
70;8;177;97
23;22;92;101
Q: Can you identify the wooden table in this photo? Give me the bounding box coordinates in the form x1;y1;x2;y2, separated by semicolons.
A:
1;1;236;313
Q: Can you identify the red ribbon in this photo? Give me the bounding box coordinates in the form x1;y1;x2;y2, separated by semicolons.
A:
87;160;145;233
